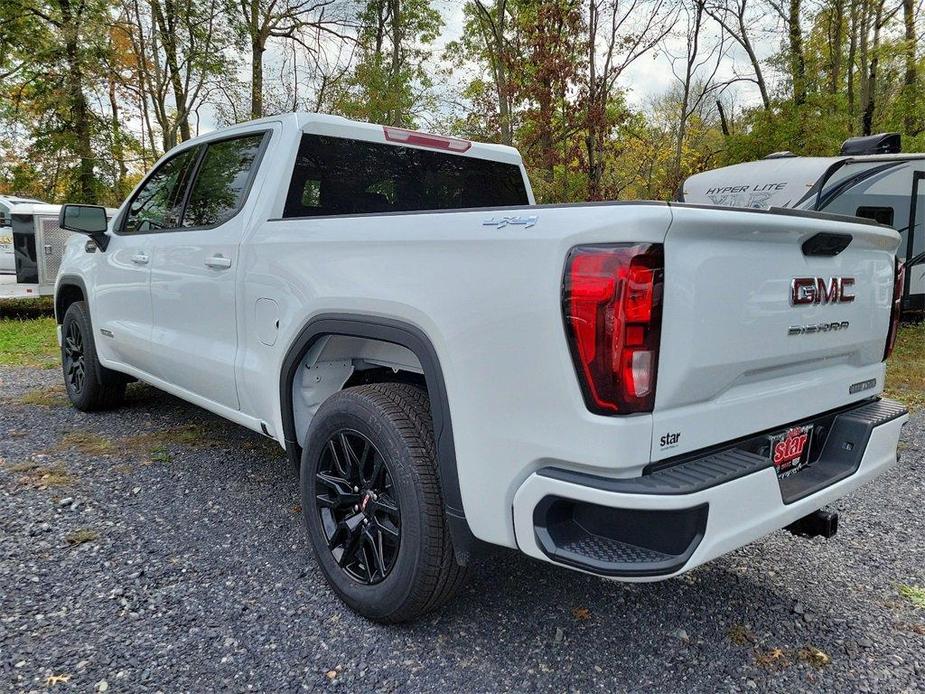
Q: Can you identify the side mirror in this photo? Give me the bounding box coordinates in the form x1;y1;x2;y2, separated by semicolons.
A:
59;204;109;250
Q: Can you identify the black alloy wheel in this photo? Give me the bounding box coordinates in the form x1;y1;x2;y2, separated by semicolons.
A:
63;319;86;396
315;430;401;584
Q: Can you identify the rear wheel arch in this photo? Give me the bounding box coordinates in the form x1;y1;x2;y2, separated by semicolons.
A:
279;314;478;562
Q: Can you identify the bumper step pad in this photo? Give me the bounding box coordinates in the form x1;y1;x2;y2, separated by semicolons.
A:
532;398;907;577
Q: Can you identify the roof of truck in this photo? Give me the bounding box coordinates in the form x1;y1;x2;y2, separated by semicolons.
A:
181;112;525;167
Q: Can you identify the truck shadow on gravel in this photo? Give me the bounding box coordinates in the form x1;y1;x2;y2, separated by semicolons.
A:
1;368;922;691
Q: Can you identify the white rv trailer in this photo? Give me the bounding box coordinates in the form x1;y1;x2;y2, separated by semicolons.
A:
682;134;925;315
0;195;47;276
0;199;116;300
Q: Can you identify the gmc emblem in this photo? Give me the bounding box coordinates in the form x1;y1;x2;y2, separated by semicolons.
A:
790;277;855;305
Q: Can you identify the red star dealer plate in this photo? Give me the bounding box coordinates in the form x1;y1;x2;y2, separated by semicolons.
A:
770;424;814;478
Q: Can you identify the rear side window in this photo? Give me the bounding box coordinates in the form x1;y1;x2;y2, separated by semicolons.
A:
283;134;529;218
123;148;198;233
183;134;265;228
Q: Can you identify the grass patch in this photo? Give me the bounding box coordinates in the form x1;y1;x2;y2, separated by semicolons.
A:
18;384;68;407
150;446;172;463
65;529;98;546
0;315;58;368
17;463;73;488
885;322;925;411
120;423;215;450
899;584;925;609
56;431;114;456
7;460;41;473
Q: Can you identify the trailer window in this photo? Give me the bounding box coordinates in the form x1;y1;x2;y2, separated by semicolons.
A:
856;206;894;226
283;134;528;218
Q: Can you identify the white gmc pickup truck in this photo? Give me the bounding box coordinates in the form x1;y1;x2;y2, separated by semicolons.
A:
54;113;908;622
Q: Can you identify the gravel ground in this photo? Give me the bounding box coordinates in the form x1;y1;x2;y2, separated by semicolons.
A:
1;365;923;693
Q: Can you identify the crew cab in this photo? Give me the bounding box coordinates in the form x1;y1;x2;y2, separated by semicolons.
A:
54;113;908;622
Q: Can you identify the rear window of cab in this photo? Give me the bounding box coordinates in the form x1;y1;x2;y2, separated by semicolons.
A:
283;134;529;218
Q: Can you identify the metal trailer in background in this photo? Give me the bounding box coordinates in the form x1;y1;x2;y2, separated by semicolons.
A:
0;201;114;300
681;133;925;317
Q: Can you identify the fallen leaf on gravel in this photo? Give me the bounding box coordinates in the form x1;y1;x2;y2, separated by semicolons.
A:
325;670;337;680
66;529;99;546
727;623;756;645
292;504;302;514
45;673;70;686
16;464;72;488
797;646;831;667
572;607;591;620
755;647;790;669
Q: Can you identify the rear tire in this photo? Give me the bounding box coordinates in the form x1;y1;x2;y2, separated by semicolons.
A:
301;383;468;622
61;301;126;411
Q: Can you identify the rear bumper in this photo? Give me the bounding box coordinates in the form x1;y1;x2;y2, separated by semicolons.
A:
512;398;908;580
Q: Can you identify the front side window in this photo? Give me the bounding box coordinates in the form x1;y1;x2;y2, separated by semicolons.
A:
183;134;265;228
283;134;529;218
123;148;198;233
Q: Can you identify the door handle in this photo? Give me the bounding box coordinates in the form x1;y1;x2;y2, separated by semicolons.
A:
131;253;149;265
204;255;232;269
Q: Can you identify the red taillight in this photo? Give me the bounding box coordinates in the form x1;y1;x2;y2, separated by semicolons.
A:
383;126;472;152
563;244;664;414
884;258;905;360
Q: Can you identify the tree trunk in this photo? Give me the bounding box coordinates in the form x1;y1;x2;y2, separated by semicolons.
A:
847;0;858;116
389;0;402;125
150;0;191;142
736;4;770;109
788;0;806;106
862;0;884;136
475;0;512;146
251;37;264;119
717;100;730;135
903;0;916;133
109;75;127;200
829;0;844;97
858;0;871;132
58;0;95;202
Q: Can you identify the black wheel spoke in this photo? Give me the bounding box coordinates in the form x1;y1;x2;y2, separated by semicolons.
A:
376;519;400;543
314;429;401;585
365;528;388;579
327;440;348;479
338;524;364;568
371;494;400;520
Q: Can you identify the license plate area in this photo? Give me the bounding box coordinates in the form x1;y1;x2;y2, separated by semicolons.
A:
769;425;814;478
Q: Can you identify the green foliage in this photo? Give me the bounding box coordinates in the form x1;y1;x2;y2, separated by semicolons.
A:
332;0;443;127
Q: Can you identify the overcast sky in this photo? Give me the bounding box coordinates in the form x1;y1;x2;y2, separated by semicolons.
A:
203;0;777;134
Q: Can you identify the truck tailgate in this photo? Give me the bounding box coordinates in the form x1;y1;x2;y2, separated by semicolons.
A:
652;206;900;461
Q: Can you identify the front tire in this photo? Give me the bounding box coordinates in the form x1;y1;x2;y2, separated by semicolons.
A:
301;383;468;622
61;301;126;411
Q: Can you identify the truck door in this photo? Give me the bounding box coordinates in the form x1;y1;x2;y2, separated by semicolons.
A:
906;172;925;312
94;146;199;372
145;130;269;410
